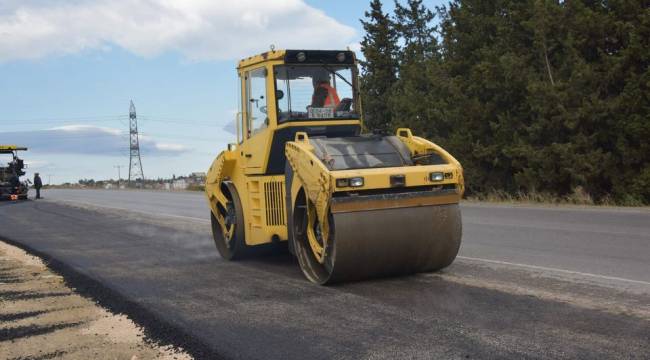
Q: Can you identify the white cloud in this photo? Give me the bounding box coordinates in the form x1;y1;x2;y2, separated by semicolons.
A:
221;108;240;135
222;120;237;136
0;0;357;62
0;125;187;155
154;142;187;152
50;124;122;135
347;42;362;53
23;159;50;168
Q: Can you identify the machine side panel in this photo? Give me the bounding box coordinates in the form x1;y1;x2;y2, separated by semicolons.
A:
244;175;289;246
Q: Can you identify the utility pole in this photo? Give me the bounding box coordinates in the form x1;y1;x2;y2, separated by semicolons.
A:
127;100;145;188
114;165;124;189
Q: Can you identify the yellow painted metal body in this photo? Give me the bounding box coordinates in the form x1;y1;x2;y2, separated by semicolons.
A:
205;149;290;246
0;145;28;152
205;49;465;248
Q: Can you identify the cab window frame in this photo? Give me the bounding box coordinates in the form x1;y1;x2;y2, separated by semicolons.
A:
244;66;269;138
273;64;360;124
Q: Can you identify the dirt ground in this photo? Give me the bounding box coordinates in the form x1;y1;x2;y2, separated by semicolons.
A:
0;241;192;360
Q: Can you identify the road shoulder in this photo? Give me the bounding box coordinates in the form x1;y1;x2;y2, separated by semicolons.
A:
0;240;192;360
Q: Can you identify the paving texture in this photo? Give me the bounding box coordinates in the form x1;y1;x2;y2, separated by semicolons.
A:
0;191;647;359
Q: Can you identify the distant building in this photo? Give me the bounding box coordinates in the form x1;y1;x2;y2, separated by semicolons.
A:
189;172;206;185
172;178;187;190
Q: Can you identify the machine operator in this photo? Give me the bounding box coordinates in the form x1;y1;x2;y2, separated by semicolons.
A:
311;73;340;108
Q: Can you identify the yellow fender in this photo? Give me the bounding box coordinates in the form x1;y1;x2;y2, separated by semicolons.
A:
285;132;334;263
396;128;465;196
205;149;238;236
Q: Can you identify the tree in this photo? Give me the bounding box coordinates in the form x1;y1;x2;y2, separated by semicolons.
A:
390;0;441;136
394;0;437;61
435;0;535;194
360;0;399;132
360;0;650;204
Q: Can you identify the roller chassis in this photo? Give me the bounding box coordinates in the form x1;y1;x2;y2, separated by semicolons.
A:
206;127;465;284
204;49;465;284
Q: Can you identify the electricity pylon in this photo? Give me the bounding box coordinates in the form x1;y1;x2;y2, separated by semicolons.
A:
127;100;145;188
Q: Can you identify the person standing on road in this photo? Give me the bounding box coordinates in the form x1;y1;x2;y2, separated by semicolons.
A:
33;173;42;199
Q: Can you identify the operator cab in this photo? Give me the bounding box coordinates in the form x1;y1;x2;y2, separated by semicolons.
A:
274;59;359;122
235;50;362;175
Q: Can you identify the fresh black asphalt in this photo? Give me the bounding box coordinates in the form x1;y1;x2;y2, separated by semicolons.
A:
40;189;650;283
0;196;649;359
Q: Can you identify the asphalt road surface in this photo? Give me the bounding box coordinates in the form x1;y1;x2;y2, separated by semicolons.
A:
1;189;649;359
35;189;650;284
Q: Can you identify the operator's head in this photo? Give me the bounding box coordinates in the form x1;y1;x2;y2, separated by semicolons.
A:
35;172;39;175
312;70;330;87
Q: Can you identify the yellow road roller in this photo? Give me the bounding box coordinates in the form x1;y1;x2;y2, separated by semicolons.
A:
205;49;464;284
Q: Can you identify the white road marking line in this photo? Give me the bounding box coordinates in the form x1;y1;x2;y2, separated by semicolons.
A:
49;198;211;224
457;256;650;286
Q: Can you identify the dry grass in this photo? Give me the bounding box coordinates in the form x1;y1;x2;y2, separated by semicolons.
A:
465;186;611;206
186;184;205;192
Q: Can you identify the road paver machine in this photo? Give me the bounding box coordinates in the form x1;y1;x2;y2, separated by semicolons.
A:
205;49;464;284
0;145;29;201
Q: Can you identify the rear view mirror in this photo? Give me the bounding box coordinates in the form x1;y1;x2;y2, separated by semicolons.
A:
276;90;284;100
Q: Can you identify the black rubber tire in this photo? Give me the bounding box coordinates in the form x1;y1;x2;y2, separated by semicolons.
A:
211;182;249;260
284;162;296;256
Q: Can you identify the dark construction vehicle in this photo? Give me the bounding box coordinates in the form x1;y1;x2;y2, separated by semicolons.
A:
0;146;29;201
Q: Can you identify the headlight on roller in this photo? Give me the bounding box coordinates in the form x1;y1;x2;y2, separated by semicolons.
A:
430;172;444;182
349;177;364;187
336;177;363;187
296;52;306;62
350;177;363;187
336;177;364;188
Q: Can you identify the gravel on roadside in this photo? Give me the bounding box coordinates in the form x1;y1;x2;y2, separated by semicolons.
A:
0;240;192;360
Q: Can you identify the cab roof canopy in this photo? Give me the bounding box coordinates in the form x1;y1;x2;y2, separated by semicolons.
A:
238;49;356;69
0;145;28;153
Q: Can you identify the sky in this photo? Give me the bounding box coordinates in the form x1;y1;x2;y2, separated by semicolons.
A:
0;0;445;184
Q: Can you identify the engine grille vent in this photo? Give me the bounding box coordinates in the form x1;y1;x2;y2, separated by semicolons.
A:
264;181;285;226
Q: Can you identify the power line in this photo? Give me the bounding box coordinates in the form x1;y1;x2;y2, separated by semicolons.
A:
1;115;129;125
7;114;129;121
139;131;219;142
2;113;223;129
138;116;219;127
